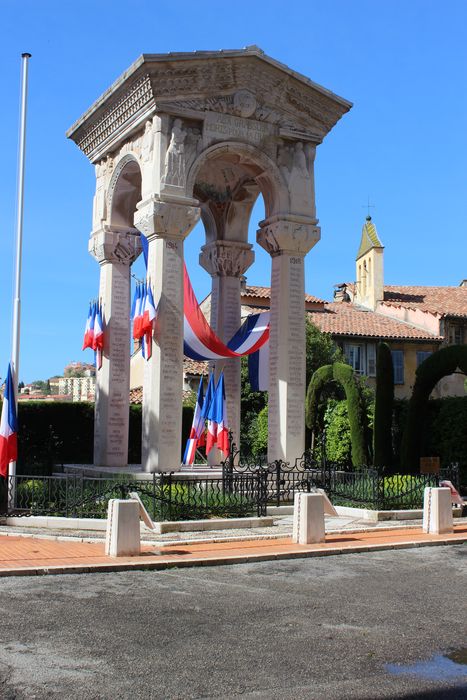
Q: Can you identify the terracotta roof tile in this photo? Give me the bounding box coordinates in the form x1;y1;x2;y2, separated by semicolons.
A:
129;386;198;405
382;285;467;318
243;285;324;305
308;302;442;341
184;359;209;376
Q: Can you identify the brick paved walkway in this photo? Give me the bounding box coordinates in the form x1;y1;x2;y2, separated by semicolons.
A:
0;524;465;577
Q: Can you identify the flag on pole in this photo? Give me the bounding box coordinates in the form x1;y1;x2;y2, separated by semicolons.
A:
141;283;156;360
93;302;104;369
206;372;227;455
216;373;229;457
82;304;93;350
132;283;145;340
182;377;205;466
0;364;18;478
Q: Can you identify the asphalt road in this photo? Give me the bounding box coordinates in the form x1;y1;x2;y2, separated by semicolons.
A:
0;545;466;700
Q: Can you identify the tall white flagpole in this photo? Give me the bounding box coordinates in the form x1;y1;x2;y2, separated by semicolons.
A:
9;52;31;490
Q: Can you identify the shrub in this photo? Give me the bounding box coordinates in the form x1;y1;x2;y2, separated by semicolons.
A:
2;401;195;474
306;363;369;466
401;345;467;471
323;400;352;464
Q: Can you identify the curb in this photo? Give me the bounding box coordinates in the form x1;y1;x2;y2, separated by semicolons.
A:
0;534;464;578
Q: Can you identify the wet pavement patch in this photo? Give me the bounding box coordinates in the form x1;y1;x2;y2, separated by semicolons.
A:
386;649;467;681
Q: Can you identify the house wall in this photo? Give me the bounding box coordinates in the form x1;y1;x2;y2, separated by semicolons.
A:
376;303;441;336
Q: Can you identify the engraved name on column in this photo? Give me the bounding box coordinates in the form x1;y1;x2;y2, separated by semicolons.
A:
159;241;183;446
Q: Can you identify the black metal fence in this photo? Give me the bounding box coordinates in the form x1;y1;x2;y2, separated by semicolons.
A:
0;451;461;521
0;471;266;521
222;437;461;512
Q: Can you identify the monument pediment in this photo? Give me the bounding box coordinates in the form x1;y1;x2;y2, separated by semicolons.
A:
67;47;351;162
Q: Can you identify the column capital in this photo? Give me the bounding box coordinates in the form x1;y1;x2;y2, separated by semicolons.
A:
256;215;320;257
134;197;200;241
89;228;142;265
199;240;255;277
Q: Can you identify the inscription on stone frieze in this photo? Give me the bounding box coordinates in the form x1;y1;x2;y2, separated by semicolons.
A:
204;112;274;147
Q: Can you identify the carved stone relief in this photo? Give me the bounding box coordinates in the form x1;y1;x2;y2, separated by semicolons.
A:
134;199;200;240
200;241;254;278
257;218;320;257
89;229;141;265
161;118;202;188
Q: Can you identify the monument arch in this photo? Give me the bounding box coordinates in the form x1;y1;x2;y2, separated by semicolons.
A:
67;47;351;472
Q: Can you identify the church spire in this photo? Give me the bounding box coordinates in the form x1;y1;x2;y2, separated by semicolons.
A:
356;215;383;261
355;215;384;310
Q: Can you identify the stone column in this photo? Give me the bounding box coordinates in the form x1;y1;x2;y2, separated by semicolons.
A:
257;216;320;464
89;228;141;467
200;241;254;458
134;198;200;472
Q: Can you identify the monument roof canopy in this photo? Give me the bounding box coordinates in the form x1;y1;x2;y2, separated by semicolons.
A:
67;46;352;162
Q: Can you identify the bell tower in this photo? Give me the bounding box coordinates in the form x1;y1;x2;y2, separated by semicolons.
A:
355;215;384;310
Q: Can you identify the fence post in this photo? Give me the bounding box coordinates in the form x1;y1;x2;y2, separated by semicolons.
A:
276;460;281;508
256;469;267;517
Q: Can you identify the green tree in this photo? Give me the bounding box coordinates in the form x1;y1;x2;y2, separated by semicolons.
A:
306;362;370;466
240;357;267;455
306;320;343;387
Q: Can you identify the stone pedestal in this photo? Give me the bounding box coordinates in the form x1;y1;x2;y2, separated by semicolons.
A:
135;198;200;472
423;487;453;535
258;217;320;464
200;240;254;461
105;499;141;556
292;492;325;544
90;229;141;467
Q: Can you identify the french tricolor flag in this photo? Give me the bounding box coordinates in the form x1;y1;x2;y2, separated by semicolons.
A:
0;364;18;478
141;283;157;360
215;373;229;458
182;377;205;466
82;304;93;350
206;372;229;457
93;302;104;369
132;283;145;341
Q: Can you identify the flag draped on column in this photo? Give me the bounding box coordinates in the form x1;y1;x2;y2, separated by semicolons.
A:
183;263;269;361
0;364;18;478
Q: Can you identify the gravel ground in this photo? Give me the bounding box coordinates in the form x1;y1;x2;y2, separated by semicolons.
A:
0;545;466;699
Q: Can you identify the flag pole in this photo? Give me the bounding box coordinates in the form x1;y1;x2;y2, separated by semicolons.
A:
10;52;31;489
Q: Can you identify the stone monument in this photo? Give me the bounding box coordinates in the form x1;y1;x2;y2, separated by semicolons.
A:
67;47;351;472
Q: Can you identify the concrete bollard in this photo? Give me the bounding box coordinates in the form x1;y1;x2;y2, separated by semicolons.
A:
105;499;141;557
423;487;453;535
292;492;326;545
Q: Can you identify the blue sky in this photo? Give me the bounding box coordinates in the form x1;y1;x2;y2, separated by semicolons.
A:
1;0;466;383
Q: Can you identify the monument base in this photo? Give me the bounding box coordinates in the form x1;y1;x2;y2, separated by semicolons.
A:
62;464;222;480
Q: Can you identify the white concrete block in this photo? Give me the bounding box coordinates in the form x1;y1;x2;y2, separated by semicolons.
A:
105;499;140;557
292;493;326;545
423;487;453;535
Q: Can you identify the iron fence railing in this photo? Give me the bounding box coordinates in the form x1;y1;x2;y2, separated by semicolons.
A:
222;434;461;512
0;455;461;521
0;471;265;521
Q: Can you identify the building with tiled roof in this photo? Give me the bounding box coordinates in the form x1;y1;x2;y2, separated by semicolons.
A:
129;215;466;403
343;216;467;398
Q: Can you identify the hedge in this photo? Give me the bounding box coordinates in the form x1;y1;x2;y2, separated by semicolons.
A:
4;401;194;475
401;345;467;471
306;362;369;467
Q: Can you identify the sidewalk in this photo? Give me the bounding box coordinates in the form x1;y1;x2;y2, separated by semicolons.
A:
0;524;465;577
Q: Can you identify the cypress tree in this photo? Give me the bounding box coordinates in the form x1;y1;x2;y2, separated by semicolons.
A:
373;342;394;470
